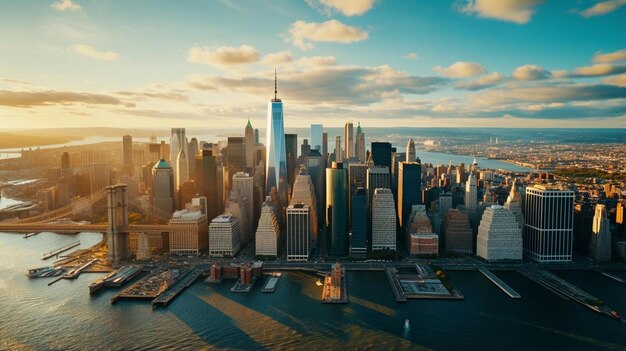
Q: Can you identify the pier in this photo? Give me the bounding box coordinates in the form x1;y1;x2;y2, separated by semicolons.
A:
89;265;143;295
62;259;98;279
321;263;348;304
23;232;39;239
479;267;521;299
26;266;64;278
152;269;202;307
600;272;626;285
385;267;407;303
261;272;282;293
41;241;80;260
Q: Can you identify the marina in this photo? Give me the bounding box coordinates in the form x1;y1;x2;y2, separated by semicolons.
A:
41;241;80;260
26;266;65;278
478;267;521;298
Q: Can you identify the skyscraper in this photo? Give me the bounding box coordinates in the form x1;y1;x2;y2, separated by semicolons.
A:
504;180;524;229
169;197;208;256
226;137;247;181
290;172;318;241
245;119;255;170
398;161;422;230
355;122;366;162
305;149;325;235
476;205;523;261
170;128;186;183
265;72;288;207
334;135;342;162
371;142;392;171
188;137;198;180
589;204;612;261
285;133;298;189
351;187;367;256
464;172;477;213
371;188;396;251
209;214;241;257
195;150;219;221
344;121;354;159
232;172;254;227
524;184;574;262
326;162;348;256
123;135;133;176
255;196;280;257
443;209;473;254
366;166;390;206
152;158;175;216
287;203;310;261
176;147;189;192
406;138;416;162
322;132;328;164
310;124;323;151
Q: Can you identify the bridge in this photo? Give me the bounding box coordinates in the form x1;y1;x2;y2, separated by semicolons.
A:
0;184;174;263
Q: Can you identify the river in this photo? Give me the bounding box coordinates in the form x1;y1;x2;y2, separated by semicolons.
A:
0;232;624;350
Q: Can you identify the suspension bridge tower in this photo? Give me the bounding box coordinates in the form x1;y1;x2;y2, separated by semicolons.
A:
106;184;130;262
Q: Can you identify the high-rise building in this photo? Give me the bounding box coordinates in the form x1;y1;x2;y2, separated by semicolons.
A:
524;184;574;262
290;172;318;241
245;119;255;170
265;73;288;207
170;128;186;185
334;136;342;162
406;138;416;163
366;166;390;206
311;124;323;151
371;142;392;171
255;196;280;257
195;150;219;221
305;149;325;234
348;163;367;223
355;122;366;162
225;188;252;248
344;122;354;159
326;161;349;256
188;137;198;179
176;147;189;192
443;209;473;254
300;139;311;161
226;137;247;182
371;188;396;251
398;161;422;230
464;172;477;213
123;135;133;176
322;132;328;164
169;197;208;256
351;187;367;256
83;163;110;195
232;172;254;227
504;180;524;229
285;133;298;189
209;214;241;257
61;151;71;170
152;158;175;216
589;204;612;261
407;205;438;256
287;203;310;261
476;205;523;261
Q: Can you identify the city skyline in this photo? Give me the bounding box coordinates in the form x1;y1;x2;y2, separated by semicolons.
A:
1;0;625;130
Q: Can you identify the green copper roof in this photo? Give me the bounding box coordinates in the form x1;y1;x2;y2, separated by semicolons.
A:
153;158;171;169
246;119;252;128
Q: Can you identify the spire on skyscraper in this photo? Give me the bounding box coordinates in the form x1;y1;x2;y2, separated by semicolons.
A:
272;68;280;102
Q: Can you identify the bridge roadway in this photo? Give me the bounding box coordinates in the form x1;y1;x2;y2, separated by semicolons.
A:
0;223;174;234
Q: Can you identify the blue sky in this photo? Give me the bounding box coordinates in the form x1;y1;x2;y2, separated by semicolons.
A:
0;0;625;129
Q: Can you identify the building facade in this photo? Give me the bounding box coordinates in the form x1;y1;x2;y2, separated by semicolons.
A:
287;203;310;261
476;205;523;261
209;214;241;257
371;188;396;251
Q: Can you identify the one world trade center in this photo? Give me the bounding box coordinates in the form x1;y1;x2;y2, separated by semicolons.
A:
265;71;288;207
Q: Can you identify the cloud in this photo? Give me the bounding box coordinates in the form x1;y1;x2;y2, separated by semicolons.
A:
0;90;126;108
186;65;447;105
580;0;626;17
71;44;118;61
187;45;260;68
286;20;369;50
51;0;81;12
455;72;504;90
306;0;377;16
457;0;544;24
593;49;626;63
602;73;626;87
2;78;30;85
553;64;626;78
294;55;337;67
470;83;626;105
262;51;294;66
434;61;486;78
403;53;418;60
512;64;551;80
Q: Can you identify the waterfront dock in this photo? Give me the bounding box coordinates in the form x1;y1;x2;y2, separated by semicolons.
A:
89;265;143;295
321;263;348;304
231;276;258;293
261;272;282;293
63;259;98;279
152;269;202;307
385;267;407;303
23;232;39;239
111;269;180;304
41;241;80;260
600;271;626;286
479;267;521;299
26;266;65;278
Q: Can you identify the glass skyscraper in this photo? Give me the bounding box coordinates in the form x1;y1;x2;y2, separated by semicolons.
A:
266;76;288;207
310;124;323;151
326;161;349;256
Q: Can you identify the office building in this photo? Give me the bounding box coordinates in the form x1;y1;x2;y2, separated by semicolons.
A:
287;203;310;261
152;158;175;216
344;122;354;159
195;150;219;221
123;135;133;176
326;161;349;256
351;187;367;256
476;205;523;261
209;214;241;257
169;197;209;256
524;184;574;262
170;128;187;186
464;172;477;213
355;122;366;162
371;188;396;251
255;196;280;257
589;204;612;262
232;172;254;227
406;138;416;162
443;209;473;254
334;135;342;162
311;124;323;151
245;119;255;170
504;180;524;229
285;133;298;189
366;166;390;205
226;137;247;181
398;161;422;230
225;189;252;248
290;172;318;241
305;149;325;233
265;74;288;207
371;142;392;171
176;147;189;192
322;132;328;164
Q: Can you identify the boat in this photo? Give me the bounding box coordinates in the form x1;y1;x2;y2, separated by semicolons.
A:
315;279;323;286
404;319;410;329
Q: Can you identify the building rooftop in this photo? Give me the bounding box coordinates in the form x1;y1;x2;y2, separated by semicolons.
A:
153;158;171;169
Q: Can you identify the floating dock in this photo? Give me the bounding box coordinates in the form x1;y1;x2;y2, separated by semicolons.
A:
479;267;521;299
41;241;80;260
152;269;202;308
600;272;626;286
261;272;282;293
23;232;39;239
